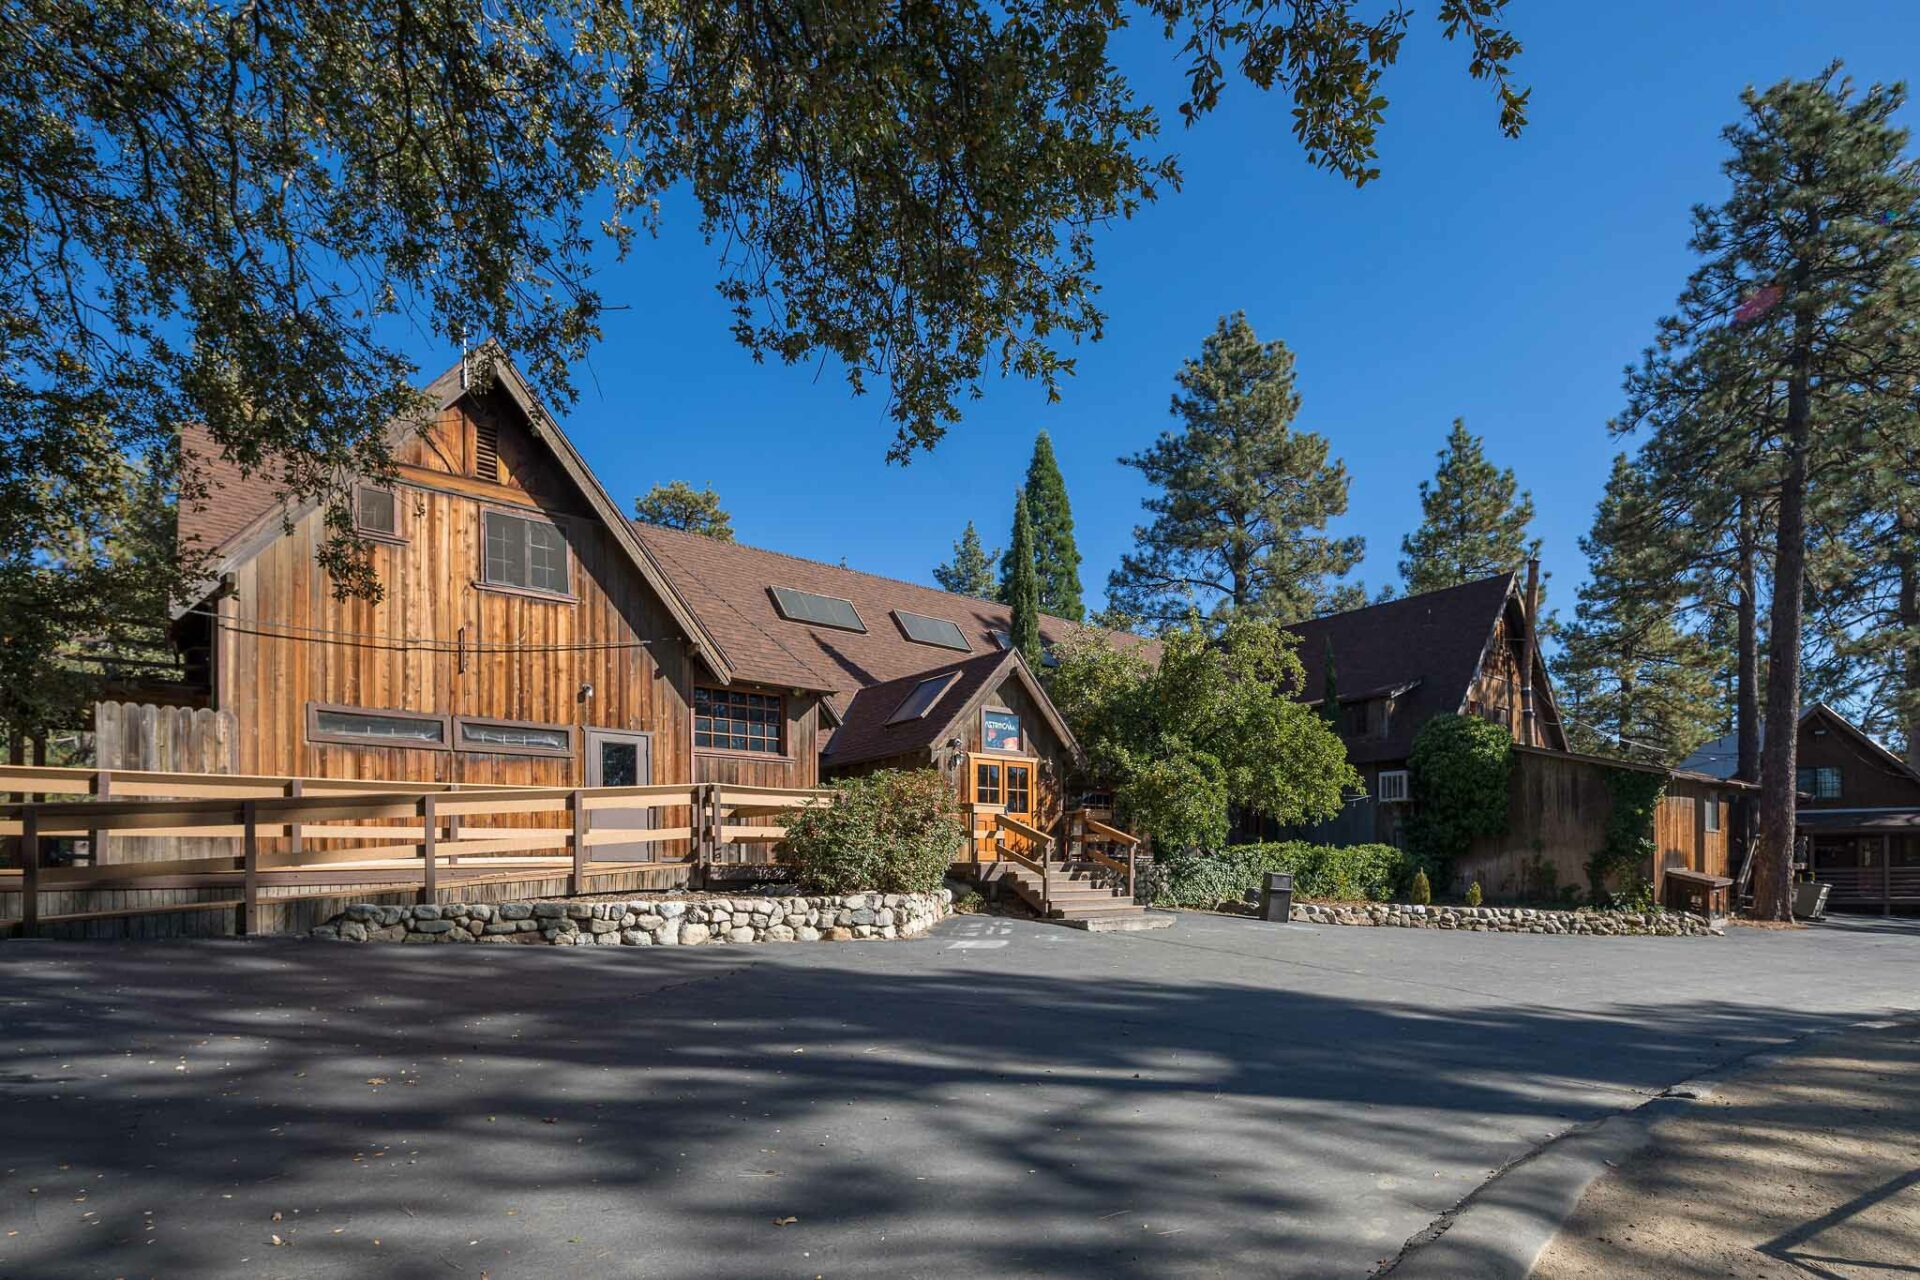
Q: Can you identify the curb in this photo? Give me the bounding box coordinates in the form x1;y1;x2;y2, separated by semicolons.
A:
1374;1013;1918;1279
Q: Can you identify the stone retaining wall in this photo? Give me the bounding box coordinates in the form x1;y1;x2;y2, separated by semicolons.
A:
1287;900;1718;936
311;891;952;946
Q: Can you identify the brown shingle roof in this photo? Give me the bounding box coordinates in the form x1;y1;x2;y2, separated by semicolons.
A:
1284;573;1524;765
824;651;1012;768
631;522;1153;696
177;424;288;556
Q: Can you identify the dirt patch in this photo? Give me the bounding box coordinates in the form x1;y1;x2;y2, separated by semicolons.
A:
1532;1020;1920;1280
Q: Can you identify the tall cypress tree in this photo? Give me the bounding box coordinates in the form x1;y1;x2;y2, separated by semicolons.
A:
1398;418;1538;595
1013;431;1085;621
1622;67;1920;918
933;521;1000;599
1007;493;1042;662
1107;313;1364;628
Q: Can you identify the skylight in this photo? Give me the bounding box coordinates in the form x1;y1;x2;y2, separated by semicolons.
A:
768;585;866;632
894;609;970;652
887;672;961;724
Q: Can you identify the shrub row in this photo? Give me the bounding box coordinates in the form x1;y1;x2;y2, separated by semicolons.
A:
1150;841;1417;908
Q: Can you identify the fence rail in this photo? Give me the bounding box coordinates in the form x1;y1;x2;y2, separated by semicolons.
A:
1;766;831;935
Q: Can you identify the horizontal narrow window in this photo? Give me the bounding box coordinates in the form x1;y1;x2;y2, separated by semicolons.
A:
455;717;574;758
308;703;448;749
483;509;570;595
894;609;970;651
696;686;784;754
768;585;865;632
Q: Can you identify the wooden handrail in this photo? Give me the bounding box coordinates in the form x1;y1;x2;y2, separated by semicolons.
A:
994;813;1054;917
1080;815;1141;846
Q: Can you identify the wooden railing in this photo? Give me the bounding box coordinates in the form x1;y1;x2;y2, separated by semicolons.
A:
1814;864;1920;905
1068;809;1142;901
1;767;833;935
993;812;1055;917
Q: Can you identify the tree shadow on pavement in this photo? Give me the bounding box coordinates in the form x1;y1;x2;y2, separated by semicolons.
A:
0;936;1905;1280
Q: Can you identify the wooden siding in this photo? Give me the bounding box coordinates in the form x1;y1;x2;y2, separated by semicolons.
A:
825;669;1075;840
1797;711;1920;810
961;673;1071;834
692;689;824;791
212;390;699;854
1455;750;1737;904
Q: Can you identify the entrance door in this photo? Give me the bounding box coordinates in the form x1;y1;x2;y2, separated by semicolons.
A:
969;754;1036;862
585;729;654;861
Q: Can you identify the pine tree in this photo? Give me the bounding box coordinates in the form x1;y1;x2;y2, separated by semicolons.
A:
1015;431;1084;621
1550;455;1723;761
1622;67;1920;918
933;521;1000;599
1399;418;1538;595
1107;313;1364;628
1007;493;1042;662
634;482;734;541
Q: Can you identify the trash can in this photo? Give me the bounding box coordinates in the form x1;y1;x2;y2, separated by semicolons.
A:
1260;872;1294;923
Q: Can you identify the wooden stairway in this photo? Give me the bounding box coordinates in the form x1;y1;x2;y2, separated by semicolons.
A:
982;809;1171;932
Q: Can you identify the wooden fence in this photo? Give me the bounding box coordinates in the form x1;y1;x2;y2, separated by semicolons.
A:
0;765;830;938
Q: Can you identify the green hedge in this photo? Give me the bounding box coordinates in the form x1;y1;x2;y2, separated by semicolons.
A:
1150;842;1417;908
780;769;966;895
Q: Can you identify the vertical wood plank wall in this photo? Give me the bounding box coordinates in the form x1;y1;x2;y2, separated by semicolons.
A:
1457;751;1736;903
213;390;699;856
0;703;244;937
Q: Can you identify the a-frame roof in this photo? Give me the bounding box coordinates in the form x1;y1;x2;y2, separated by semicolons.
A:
824;648;1081;770
1284;573;1566;763
174;348;736;683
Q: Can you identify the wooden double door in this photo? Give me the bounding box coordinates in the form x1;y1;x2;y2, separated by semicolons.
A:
968;753;1036;862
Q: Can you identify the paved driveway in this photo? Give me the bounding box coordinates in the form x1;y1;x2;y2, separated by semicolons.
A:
2;912;1916;1279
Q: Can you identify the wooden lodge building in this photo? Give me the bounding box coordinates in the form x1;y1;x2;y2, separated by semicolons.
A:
1279;573;1752;910
156;352;1153;922
1682;704;1920;914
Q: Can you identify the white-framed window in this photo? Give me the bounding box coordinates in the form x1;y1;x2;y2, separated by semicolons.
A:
1704;800;1722;833
1377;769;1411;804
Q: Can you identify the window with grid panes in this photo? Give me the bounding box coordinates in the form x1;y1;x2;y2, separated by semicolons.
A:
483;509;569;595
695;687;784;753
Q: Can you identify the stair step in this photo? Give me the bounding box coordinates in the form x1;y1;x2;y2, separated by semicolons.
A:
1048;904;1150;919
1060;912;1175;933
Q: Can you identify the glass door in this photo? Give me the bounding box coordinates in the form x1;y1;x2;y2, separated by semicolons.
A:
969;754;1036;861
585;729;654;861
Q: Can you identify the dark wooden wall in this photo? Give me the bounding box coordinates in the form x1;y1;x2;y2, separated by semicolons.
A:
1456;750;1736;903
1797;713;1920;810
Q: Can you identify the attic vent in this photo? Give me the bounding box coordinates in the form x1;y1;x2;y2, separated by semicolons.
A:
894;609;970;651
474;415;500;482
887;671;961;725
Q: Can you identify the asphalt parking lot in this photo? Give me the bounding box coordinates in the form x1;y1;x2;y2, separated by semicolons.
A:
3;910;1916;1279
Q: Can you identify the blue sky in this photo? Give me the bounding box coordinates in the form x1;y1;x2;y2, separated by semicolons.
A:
442;1;1920;618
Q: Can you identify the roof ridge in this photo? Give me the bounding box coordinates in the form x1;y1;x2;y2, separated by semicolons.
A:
1289;571;1517;628
631;519;1089;630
